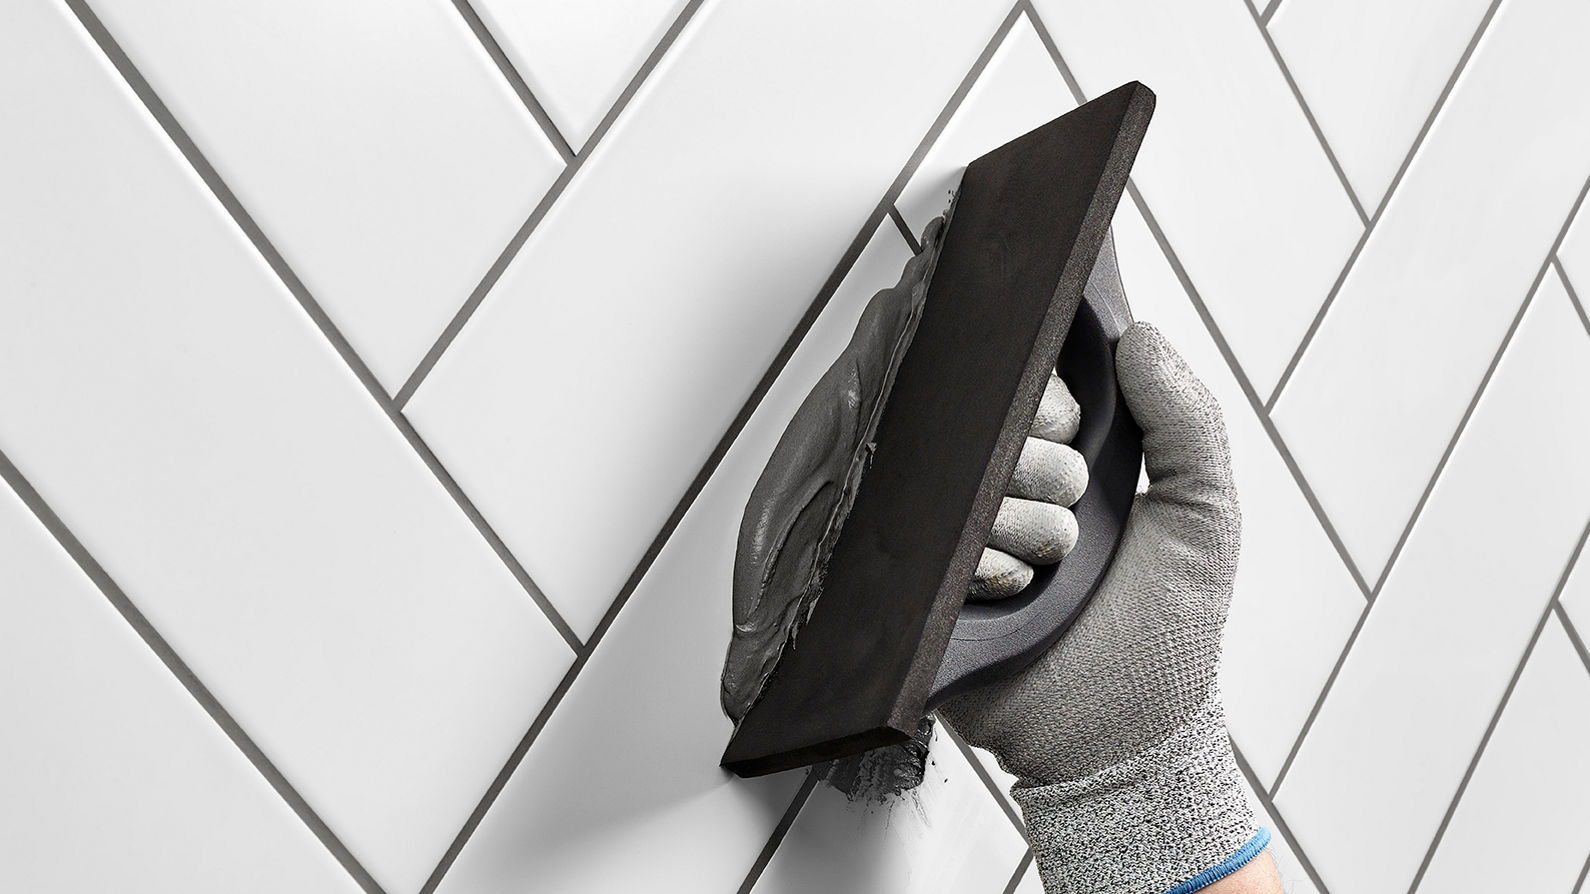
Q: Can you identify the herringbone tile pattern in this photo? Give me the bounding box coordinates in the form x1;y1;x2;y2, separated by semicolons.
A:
4;1;1589;892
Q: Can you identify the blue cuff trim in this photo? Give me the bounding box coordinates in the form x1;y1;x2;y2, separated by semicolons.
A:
1160;828;1272;894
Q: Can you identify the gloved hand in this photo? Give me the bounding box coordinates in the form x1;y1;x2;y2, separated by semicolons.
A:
941;322;1270;894
968;370;1090;600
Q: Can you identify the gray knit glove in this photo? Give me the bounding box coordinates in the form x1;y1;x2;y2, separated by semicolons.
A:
941;322;1266;894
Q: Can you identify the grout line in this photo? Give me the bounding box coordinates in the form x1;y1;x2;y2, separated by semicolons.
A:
1265;0;1506;409
1406;517;1590;893
394;0;711;408
1230;740;1333;894
940;718;1030;842
1242;0;1368;224
733;770;821;894
418;9;1028;889
447;0;575;162
889;204;922;254
1001;850;1036;894
1555;257;1590;337
1259;0;1284;26
1557;602;1590;680
1268;597;1371;796
65;0;583;653
1368;0;1504;224
1026;1;1373;599
0;446;387;894
1575;844;1590;894
1368;174;1590;598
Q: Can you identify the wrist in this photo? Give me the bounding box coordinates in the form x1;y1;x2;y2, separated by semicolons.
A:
1011;695;1262;894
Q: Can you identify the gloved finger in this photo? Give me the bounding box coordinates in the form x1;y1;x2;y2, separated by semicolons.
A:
1008;437;1088;506
1030;371;1081;443
1115;322;1238;527
967;547;1034;601
989;497;1078;565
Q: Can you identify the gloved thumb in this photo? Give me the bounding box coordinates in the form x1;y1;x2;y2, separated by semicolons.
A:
1115;322;1239;538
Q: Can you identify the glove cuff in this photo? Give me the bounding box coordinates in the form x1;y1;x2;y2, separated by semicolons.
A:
1010;696;1262;894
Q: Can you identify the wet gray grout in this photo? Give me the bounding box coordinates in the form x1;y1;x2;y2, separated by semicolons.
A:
1367;174;1590;598
940;718;1030;842
1242;0;1368;224
732;770;820;894
65;0;584;654
1230;740;1333;894
1025;2;1374;601
418;7;1030;890
1557;602;1590;682
1266;598;1370;796
1001;850;1036;894
1259;0;1284;26
447;0;576;162
1265;0;1507;411
890;204;923;254
1271;181;1590;795
1556;257;1590;337
394;0;711;408
0;445;387;894
1405;518;1590;894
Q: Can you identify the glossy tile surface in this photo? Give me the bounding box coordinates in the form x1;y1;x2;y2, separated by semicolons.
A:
1271;0;1495;207
1276;275;1590;894
0;481;362;894
751;725;1029;894
472;0;689;149
91;0;564;391
406;0;1014;638
436;224;915;894
1417;615;1590;893
0;7;572;891
1029;0;1364;394
1273;0;1590;582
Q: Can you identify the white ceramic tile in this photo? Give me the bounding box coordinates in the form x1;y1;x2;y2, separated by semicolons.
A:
472;0;688;150
1563;540;1590;694
1271;0;1494;208
1274;273;1590;894
435;223;916;894
1028;0;1363;394
753;724;1029;894
0;483;362;894
895;14;1075;234
1238;776;1320;894
1272;0;1590;583
1110;201;1364;788
963;740;1022;819
90;0;564;392
406;0;1016;638
0;9;573;892
1418;615;1590;893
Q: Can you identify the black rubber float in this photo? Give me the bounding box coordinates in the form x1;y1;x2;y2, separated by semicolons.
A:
722;82;1155;778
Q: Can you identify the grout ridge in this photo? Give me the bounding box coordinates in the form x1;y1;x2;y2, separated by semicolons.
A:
940;717;1031;842
1001;850;1036;894
1242;0;1368;223
1405;517;1590;893
0;445;388;894
446;0;576;162
395;0;712;408
732;771;821;894
1265;0;1508;410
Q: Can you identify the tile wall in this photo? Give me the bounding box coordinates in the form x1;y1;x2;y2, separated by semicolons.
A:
3;1;1588;892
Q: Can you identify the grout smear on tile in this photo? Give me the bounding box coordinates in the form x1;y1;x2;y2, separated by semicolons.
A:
821;717;937;804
